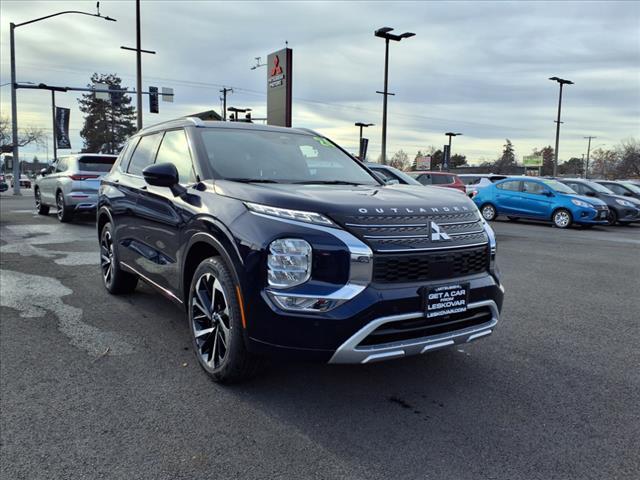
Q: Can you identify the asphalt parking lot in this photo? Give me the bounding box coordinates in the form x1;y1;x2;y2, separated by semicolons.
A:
1;191;639;480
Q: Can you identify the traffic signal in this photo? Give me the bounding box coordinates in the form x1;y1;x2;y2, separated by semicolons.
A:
149;86;159;114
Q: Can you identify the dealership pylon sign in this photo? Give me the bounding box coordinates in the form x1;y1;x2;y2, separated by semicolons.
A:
267;48;292;127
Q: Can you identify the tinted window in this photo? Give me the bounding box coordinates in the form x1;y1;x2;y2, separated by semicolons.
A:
127;133;162;176
372;167;396;183
601;183;626;195
522;181;546;194
565;182;588;195
78;156;117;173
155;129;195;183
460;176;479;185
497;180;521;191
431;174;454;185
118;138;140;172
416;174;432;185
199;129;377;185
541;179;576;194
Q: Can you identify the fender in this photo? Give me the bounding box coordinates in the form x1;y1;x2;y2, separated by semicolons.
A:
96;205;114;239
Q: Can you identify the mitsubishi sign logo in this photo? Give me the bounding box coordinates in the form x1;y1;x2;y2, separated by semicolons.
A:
431;222;451;241
270;55;283;76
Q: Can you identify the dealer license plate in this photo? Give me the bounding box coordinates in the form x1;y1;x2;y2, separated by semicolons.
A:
425;283;469;319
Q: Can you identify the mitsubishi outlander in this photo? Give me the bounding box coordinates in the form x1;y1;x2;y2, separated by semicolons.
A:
97;117;504;382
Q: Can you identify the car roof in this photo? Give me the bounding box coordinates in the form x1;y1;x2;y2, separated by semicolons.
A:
411;171;455;175
137;116;320;137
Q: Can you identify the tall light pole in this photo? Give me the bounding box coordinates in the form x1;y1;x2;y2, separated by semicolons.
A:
374;27;415;165
584;135;596;179
444;132;462;171
9;6;116;195
549;76;573;178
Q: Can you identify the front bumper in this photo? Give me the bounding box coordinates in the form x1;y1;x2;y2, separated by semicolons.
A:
573;206;609;225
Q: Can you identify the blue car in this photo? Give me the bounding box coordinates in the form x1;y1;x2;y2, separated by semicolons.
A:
473;177;609;228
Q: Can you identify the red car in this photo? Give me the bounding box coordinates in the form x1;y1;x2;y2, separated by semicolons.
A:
407;171;466;193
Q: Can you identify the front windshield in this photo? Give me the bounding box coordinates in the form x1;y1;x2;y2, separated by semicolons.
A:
199;128;378;185
585;181;614;194
620;182;640;194
541;179;576;194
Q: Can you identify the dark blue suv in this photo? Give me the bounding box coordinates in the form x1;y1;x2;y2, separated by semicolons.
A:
98;118;504;382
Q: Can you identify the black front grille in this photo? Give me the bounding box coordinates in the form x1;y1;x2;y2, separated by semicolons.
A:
373;246;489;283
358;307;493;346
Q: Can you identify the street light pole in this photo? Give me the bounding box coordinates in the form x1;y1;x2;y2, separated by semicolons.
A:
10;22;19;195
444;132;462;171
8;7;116;195
584;135;596;179
51;90;57;163
549;76;573;177
374;27;415;165
135;0;142;130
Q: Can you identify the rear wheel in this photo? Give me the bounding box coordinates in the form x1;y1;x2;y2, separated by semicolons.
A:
481;204;497;221
56;191;73;223
100;223;138;294
552;209;572;229
189;257;262;383
34;188;49;215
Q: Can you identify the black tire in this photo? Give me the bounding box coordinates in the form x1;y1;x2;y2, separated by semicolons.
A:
34;188;49;215
480;203;497;221
507;216;520;222
606;209;618;226
189;257;262;384
552;208;573;229
100;223;138;294
56;190;73;223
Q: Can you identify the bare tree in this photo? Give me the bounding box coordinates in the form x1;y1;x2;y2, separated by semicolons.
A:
0;116;47;149
389;150;410;171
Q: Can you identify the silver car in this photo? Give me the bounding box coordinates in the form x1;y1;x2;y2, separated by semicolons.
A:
34;154;117;222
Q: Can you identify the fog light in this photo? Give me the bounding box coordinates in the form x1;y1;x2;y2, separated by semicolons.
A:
267;239;312;288
269;294;337;312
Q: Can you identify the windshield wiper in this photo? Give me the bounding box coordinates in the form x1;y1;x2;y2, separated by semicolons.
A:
292;180;364;186
227;178;279;184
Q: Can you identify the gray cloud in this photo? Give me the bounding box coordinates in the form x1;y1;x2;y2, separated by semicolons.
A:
1;0;638;164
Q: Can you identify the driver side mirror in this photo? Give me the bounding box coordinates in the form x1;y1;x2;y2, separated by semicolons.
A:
623;192;632;197
585;191;596;197
39;168;48;177
142;163;185;197
543;190;553;197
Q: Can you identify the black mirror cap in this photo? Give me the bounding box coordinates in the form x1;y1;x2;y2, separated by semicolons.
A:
39;168;48;176
585;191;597;197
143;162;179;187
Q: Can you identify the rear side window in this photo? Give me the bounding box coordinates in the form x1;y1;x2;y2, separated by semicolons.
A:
155;129;195;183
565;182;587;195
127;133;162;176
603;183;627;195
522;181;545;194
416;174;432;185
497;180;521;191
78;156;117;173
431;174;454;185
460;176;479;185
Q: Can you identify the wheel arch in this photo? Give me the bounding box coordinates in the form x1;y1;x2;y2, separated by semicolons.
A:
97;206;114;241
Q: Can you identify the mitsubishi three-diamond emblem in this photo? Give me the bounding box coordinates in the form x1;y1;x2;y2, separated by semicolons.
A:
431;222;451;241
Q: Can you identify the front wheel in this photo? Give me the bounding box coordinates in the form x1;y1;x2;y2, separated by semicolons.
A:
34;188;49;215
552;209;572;229
56;191;73;223
606;210;619;226
481;204;497;221
189;257;262;383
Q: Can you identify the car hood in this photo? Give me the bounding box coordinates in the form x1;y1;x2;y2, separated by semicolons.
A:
212;181;478;218
597;192;640;208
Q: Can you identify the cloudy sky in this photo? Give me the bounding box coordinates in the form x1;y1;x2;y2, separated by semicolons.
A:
1;0;639;164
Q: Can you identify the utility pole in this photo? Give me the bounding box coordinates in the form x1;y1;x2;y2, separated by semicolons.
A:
584;135;596;179
121;0;156;131
374;27;414;165
219;87;233;121
549;76;573;177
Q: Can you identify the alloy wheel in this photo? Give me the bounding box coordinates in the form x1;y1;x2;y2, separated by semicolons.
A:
100;230;114;285
56;193;64;220
554;210;570;228
191;273;231;370
482;205;496;221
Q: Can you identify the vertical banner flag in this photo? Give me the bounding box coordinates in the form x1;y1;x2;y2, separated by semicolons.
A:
55;107;71;149
359;137;369;161
442;144;451;171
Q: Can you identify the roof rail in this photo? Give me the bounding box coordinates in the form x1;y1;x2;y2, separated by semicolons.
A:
136;116;205;135
184;116;205;127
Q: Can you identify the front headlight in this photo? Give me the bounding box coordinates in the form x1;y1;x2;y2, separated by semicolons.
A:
571;199;592;208
267;238;312;288
246;202;334;226
615;199;634;207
